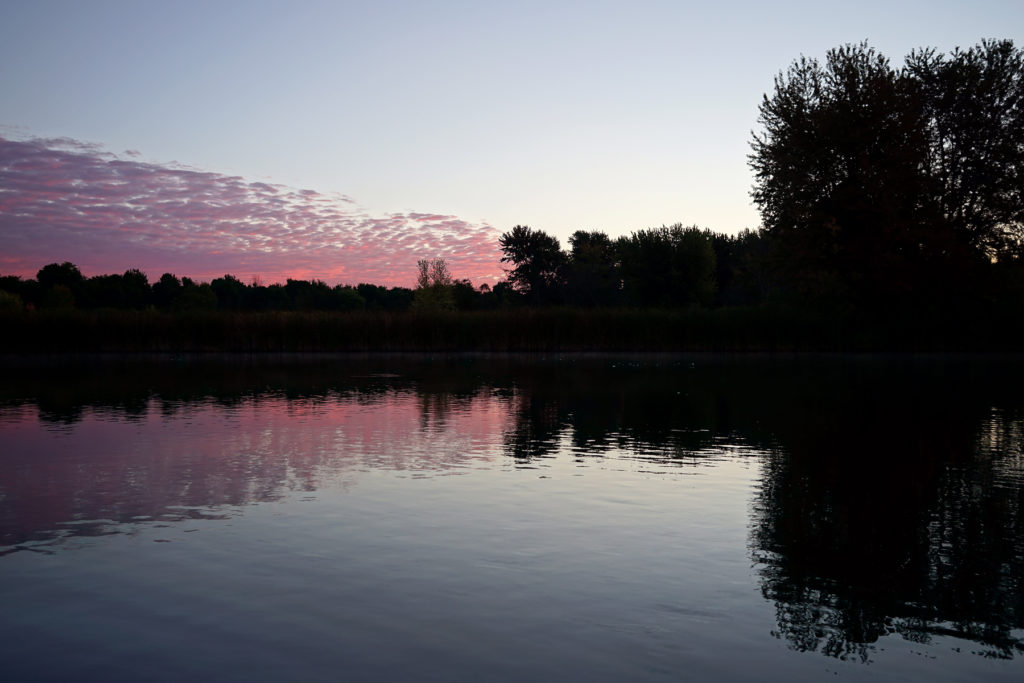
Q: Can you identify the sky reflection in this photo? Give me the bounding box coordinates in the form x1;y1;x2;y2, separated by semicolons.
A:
1;355;1022;669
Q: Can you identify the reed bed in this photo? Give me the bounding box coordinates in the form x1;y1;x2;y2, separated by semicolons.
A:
2;306;1022;354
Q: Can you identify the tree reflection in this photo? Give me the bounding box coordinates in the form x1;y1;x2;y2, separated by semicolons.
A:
750;367;1024;660
0;357;510;552
499;359;746;465
493;356;1024;660
2;354;1023;661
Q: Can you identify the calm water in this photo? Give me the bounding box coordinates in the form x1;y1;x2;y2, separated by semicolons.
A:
1;355;1022;682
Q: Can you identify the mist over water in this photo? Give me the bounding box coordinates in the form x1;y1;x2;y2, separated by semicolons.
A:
1;355;1022;681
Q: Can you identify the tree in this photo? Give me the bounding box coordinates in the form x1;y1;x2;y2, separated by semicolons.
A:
121;268;150;309
565;231;620;306
37;262;85;308
451;279;480;310
498;225;565;305
412;258;455;311
709;229;772;306
211;274;247;309
330;285;366;311
750;40;1024;304
37;262;84;291
616;225;716;307
0;290;22;313
357;283;414;311
906;40;1024;258
152;273;182;309
174;278;217;311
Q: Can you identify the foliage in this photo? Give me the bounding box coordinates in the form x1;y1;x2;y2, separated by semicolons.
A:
175;279;217;311
906;40;1024;257
0;289;23;312
750;39;1024;304
357;283;415;311
498;225;565;304
4;304;1024;353
211;274;247;309
152;273;182;309
565;231;620;306
412;258;456;311
709;230;773;306
616;225;717;307
4;39;1021;329
37;262;84;290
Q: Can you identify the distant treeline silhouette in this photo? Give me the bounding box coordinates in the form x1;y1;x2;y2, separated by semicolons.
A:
0;262;420;313
2;39;1022;342
0;224;762;313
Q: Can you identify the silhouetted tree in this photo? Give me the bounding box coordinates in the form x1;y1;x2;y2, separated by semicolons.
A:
565;230;620;306
121;269;150;309
906;40;1024;258
478;281;518;309
0;275;21;294
412;258;456;311
0;275;36;310
710;230;773;306
330;285;365;311
498;225;565;305
751;40;1023;305
151;273;182;309
0;289;23;312
451;279;480;311
616;225;716;307
175;277;217;311
82;270;149;309
37;262;84;291
356;283;415;311
37;262;84;308
211;274;247;310
285;278;344;310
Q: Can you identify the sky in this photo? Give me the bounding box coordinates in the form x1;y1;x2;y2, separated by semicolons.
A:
1;0;1021;287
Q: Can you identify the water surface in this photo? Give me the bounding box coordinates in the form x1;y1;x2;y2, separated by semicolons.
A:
1;355;1022;681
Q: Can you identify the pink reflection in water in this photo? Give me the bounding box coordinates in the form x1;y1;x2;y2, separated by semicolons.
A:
0;389;516;552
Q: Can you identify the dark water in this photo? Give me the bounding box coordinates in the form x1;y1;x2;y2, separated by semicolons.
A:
1;355;1022;682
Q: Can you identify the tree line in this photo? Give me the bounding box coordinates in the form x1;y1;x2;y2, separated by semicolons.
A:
0;225;766;314
0;263;417;313
497;39;1024;314
0;260;521;313
2;39;1021;318
496;224;768;308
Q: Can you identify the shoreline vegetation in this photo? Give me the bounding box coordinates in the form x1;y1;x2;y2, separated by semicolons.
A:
4;40;1022;354
3;306;1023;354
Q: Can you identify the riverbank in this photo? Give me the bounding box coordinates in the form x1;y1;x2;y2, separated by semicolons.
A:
2;306;1022;353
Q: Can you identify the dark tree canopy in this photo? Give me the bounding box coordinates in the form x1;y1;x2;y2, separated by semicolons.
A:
750;39;1024;302
36;262;84;290
906;40;1024;257
498;225;565;304
565;230;619;307
616;225;717;307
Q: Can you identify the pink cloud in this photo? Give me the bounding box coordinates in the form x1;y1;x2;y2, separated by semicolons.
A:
0;136;504;287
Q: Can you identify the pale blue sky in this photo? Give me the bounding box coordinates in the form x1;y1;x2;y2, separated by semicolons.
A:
2;0;1021;249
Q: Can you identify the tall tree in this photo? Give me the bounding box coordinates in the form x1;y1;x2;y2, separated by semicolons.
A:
412;258;455;311
565;231;620;307
750;40;1024;303
37;261;85;308
906;40;1024;258
37;262;84;291
498;225;565;305
616;225;716;307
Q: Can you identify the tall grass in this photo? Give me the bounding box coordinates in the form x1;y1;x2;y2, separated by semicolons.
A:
1;306;1022;354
